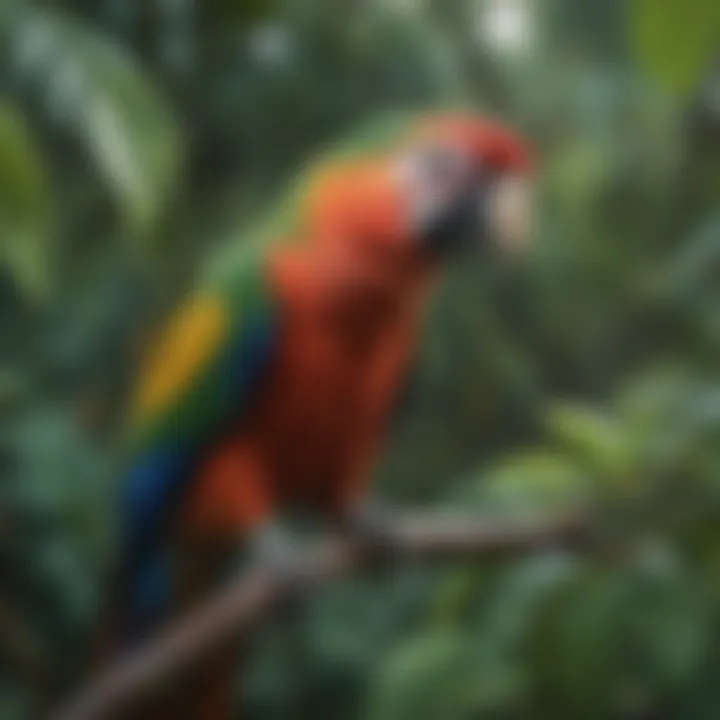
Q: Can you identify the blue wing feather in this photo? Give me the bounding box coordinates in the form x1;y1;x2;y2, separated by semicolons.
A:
115;260;278;643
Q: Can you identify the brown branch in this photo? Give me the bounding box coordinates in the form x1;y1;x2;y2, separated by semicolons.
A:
53;511;591;720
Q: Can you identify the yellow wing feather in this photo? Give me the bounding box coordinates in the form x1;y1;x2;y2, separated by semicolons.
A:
132;295;229;427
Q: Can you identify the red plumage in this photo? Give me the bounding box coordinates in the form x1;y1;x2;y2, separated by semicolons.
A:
107;113;532;719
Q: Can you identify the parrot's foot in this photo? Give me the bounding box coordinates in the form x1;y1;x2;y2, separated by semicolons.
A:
343;501;399;566
249;523;311;613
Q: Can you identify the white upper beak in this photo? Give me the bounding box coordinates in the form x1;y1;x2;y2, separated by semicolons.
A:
486;176;533;257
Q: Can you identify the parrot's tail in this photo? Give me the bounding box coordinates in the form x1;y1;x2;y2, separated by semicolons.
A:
94;528;246;718
150;537;245;719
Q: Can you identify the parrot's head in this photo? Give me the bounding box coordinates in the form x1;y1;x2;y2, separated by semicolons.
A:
396;113;534;261
303;113;534;283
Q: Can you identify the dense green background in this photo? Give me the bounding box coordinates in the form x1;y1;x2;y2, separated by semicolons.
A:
2;0;720;718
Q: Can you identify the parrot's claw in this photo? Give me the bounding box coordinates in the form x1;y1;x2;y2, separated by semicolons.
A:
249;523;310;612
344;501;399;565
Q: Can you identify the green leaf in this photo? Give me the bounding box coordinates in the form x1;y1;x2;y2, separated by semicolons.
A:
479;449;592;513
548;403;637;487
528;568;638;717
0;101;53;301
12;9;183;238
631;0;720;94
365;630;469;720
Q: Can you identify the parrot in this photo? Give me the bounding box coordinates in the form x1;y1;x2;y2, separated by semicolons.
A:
103;110;533;719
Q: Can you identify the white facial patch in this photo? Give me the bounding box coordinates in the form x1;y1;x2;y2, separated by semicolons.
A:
395;145;475;236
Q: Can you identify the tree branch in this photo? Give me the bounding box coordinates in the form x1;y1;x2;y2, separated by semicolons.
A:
54;511;590;720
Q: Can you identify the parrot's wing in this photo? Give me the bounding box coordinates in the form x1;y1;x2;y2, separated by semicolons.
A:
119;256;277;566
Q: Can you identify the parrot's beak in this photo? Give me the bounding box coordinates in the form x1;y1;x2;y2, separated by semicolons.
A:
485;176;533;259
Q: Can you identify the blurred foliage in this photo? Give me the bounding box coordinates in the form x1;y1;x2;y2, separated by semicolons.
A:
1;0;720;718
632;0;720;95
0;101;51;301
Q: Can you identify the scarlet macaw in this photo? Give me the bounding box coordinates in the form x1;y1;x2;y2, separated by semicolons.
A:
107;111;533;718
